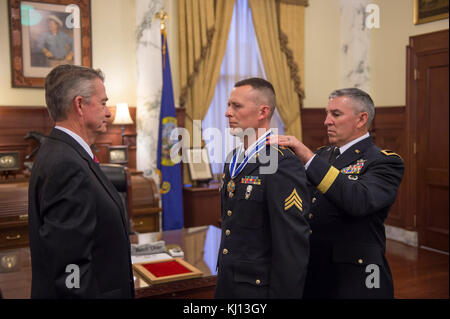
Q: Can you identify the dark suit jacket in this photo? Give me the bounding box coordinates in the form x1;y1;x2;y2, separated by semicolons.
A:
215;145;310;299
28;129;134;298
303;136;404;299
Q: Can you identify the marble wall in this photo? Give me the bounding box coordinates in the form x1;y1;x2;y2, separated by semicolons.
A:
135;0;164;183
339;0;371;92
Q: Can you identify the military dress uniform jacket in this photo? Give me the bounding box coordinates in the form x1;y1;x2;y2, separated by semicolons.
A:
214;145;311;299
28;129;135;298
303;136;404;299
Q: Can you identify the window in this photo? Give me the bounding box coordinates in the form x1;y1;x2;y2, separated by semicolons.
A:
202;0;284;176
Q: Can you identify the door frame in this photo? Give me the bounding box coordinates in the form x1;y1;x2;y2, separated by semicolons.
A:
405;29;449;247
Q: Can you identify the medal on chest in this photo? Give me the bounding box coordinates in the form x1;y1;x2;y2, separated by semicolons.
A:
245;185;253;200
227;131;272;199
227;179;236;198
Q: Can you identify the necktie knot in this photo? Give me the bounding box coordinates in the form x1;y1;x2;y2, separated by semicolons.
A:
329;147;340;164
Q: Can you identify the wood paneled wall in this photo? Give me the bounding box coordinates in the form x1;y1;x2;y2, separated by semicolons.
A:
372;107;408;229
1;105;410;229
0;107;53;174
0;106;137;171
301;106;409;229
0;106;186;174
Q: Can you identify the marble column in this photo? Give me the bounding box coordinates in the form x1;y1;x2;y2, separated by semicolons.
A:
135;0;163;182
339;0;370;92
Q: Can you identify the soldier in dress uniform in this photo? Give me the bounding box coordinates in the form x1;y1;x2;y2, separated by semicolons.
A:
214;78;311;299
269;88;404;298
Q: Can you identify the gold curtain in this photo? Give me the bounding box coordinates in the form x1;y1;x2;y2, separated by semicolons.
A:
178;0;235;183
178;0;236;146
248;0;306;140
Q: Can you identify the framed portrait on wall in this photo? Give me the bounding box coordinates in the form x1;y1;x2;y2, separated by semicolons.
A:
8;0;92;88
414;0;449;24
186;148;213;182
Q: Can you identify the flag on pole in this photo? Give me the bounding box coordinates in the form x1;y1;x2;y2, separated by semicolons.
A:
156;27;184;230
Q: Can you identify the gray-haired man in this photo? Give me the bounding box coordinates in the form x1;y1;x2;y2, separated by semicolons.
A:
28;64;134;298
269;88;404;298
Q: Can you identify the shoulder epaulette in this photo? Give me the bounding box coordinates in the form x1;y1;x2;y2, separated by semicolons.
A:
270;145;284;156
280;145;296;156
381;149;402;159
316;145;328;151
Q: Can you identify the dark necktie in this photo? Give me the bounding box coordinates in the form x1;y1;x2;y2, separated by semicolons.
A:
329;147;340;165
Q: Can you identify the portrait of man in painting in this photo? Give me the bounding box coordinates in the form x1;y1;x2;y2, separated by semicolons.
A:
30;13;74;67
20;1;81;77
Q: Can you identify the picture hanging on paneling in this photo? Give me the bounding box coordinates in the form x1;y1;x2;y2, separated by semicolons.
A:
8;0;92;88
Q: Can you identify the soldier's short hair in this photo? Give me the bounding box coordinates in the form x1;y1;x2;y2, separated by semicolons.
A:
235;77;276;119
45;64;105;122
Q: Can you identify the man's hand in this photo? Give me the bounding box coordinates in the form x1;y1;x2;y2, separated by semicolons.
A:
43;48;53;58
267;135;315;165
65;52;74;61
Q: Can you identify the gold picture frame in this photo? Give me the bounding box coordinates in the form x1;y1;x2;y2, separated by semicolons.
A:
8;0;92;88
414;0;449;25
133;258;203;285
185;148;213;181
108;145;128;164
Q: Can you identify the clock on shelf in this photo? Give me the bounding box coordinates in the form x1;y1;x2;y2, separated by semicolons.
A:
0;152;20;179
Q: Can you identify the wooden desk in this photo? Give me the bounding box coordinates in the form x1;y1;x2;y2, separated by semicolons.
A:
183;186;221;228
134;225;220;298
0;225;221;299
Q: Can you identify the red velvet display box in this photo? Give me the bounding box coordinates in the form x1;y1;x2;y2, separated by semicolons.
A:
133;258;203;284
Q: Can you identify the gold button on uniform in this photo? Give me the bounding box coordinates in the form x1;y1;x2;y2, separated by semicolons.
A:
358;259;363;264
223;248;228;255
309;229;312;234
225;229;231;236
255;279;261;285
312;197;316;203
308;213;313;219
227;210;232;217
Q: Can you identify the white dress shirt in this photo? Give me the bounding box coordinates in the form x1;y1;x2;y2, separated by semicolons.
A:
55;126;94;159
305;132;370;170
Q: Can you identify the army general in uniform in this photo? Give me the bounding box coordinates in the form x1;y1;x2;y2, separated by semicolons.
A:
214;78;310;299
270;88;404;298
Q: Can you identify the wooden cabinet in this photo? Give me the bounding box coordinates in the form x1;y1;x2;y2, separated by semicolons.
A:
183;186;221;228
0;182;29;250
130;172;161;233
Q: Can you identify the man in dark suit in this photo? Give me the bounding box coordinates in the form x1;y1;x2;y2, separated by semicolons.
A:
28;64;134;298
214;78;310;299
269;88;404;298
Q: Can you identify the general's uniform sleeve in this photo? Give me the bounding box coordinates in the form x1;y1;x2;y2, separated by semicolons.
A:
306;152;404;218
39;161;98;298
265;152;310;298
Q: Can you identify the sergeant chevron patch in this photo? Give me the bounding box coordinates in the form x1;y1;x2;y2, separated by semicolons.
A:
285;188;303;212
